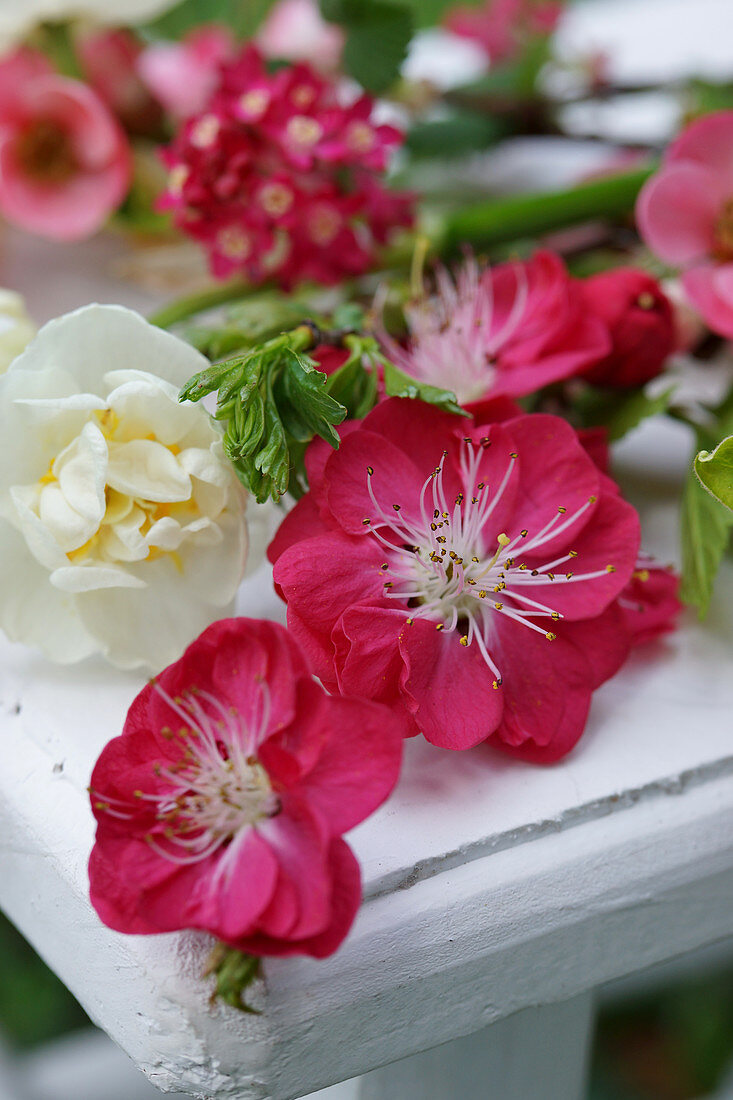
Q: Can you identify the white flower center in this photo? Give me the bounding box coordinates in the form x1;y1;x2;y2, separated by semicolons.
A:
364;438;614;687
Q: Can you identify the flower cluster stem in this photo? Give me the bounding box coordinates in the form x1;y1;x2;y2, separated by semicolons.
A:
437;165;655;255
149;278;255;330
204;942;262;1013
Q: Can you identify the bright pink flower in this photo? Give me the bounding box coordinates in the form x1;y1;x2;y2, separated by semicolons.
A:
0;49;131;241
637;111;733;340
159;45;411;289
76;28;163;136
580;267;676;389
270;399;640;761
445;0;564;64
257;0;345;71
89;618;403;957
617;556;682;645
138;25;235;121
378;252;610;405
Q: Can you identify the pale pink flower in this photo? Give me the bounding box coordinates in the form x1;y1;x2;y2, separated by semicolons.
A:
137;26;235;121
637;111;733;340
256;0;345;71
0;48;131;241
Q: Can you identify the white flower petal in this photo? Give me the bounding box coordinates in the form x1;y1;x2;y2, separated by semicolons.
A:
145;516;184;552
8;304;209;396
106;439;191;502
49;565;147;592
0;519;97;663
106;376;211;446
9;486;69;570
54;421;107;524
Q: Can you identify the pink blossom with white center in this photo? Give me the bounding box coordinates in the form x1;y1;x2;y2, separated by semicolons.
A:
378;251;610;404
271;399;640;760
89;618;404;957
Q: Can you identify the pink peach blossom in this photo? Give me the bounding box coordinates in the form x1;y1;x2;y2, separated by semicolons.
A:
0;48;131;241
137;25;235;120
637;111;733;340
256;0;344;71
377;252;610;405
270;399;640;761
89;618;403;957
617;556;682;646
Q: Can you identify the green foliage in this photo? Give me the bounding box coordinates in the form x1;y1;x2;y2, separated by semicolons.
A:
382;359;467;417
575;385;675;442
694;435;733;511
320;0;413;92
204;944;262;1013
679;464;733;618
406;112;510;160
141;0;271;39
180;327;347;502
0;913;88;1048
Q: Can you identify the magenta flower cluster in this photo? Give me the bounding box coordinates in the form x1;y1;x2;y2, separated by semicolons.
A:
159;45;413;287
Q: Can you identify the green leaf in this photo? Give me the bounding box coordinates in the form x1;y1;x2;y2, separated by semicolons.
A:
321;0;413;93
679;467;733;618
141;0;270;38
406;112;509;160
694;435;733;511
606;386;676;442
576;385;675;442
382;360;468;417
325;353;379;419
281;352;346;446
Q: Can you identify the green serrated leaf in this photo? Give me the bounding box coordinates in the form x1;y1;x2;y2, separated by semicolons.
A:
679;467;733;618
382;360;468;417
694;435;733;511
282;353;346;446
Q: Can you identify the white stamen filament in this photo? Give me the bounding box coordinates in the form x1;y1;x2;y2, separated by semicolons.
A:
92;681;280;866
364;439;614;686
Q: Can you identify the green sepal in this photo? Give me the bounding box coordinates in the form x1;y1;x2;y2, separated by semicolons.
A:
694;435;733;511
204;944;262;1013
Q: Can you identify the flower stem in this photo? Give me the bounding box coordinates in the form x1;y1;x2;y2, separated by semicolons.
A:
437;165;655;255
149;278;255;330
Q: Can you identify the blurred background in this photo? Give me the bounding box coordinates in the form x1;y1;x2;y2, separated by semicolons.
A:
1;0;732;1096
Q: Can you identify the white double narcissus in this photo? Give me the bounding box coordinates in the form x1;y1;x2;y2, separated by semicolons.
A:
0;304;248;670
0;289;35;373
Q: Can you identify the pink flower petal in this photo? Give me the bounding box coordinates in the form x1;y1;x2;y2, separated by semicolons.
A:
667;109;733;191
636;162;725;266
682;262;733;339
400;618;504;749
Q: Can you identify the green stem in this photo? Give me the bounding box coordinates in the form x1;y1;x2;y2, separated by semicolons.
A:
437;165;655;255
149;278;255;330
